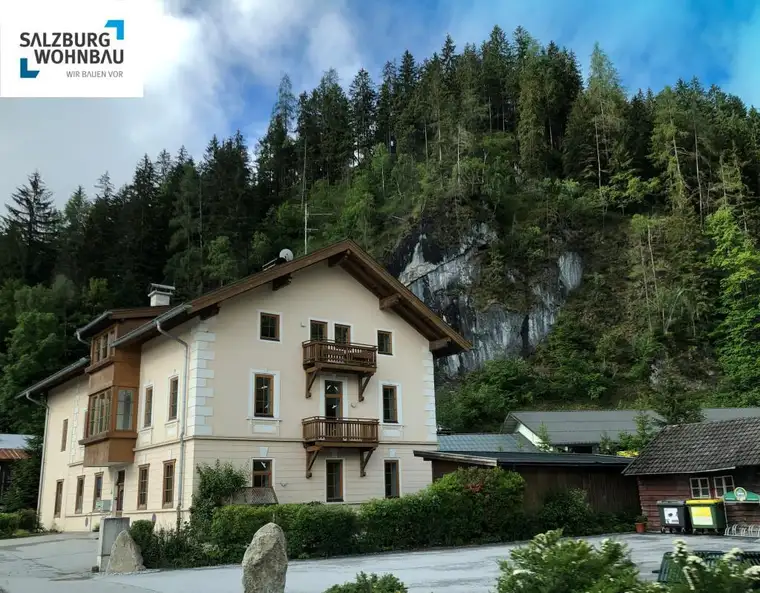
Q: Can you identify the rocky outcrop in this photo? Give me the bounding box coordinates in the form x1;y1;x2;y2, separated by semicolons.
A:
105;530;145;574
391;224;583;377
242;522;288;593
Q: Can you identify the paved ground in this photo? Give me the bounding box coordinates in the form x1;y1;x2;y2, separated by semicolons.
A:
2;532;760;593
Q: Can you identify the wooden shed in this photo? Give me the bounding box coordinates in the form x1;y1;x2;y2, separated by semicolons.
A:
624;417;760;531
413;449;639;513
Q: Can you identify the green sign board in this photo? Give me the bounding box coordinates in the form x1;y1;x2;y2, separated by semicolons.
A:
723;487;760;503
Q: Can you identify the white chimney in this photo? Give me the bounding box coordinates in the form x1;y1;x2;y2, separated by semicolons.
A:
148;283;175;307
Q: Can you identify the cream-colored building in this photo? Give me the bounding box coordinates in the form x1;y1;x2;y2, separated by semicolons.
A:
19;240;470;532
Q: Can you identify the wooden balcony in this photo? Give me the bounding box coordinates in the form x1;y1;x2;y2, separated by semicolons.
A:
302;416;379;478
302;340;377;399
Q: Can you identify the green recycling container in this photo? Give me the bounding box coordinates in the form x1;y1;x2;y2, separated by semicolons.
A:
686;499;726;532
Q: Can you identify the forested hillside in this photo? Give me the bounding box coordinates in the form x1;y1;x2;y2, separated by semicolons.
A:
2;25;760;439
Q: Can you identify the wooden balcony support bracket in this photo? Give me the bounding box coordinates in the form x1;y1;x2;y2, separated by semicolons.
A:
305;445;321;478
359;448;375;477
199;304;220;320
379;293;401;310
305;367;319;398
272;274;292;291
429;337;451;351
358;373;372;402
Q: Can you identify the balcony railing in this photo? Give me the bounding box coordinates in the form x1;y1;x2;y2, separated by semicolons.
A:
302;416;379;445
302;340;377;370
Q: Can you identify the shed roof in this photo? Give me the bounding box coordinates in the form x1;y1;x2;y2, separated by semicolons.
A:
414;449;632;468
623;417;760;476
503;408;760;445
437;433;537;453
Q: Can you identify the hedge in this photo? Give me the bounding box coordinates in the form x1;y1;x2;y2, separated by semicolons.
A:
0;509;38;537
133;468;636;568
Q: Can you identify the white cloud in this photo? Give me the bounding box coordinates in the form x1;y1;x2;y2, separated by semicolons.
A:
0;0;365;207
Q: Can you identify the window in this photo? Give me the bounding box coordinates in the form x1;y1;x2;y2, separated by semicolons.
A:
87;390;112;437
137;465;149;509
310;320;328;342
143;386;153;427
714;475;735;498
61;419;68;451
260;313;280;341
253;374;274;417
116;389;134;430
108;329;116;356
99;333;108;361
326;459;343;502
690;477;711;499
168;377;179;421
382;385;398;423
54;480;63;518
252;460;272;488
384;461;399;498
377;330;393;355
162;461;175;508
92;473;103;511
74;476;85;514
334;324;351;344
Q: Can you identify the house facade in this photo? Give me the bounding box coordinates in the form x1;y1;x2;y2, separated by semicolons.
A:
22;241;470;532
624;417;760;531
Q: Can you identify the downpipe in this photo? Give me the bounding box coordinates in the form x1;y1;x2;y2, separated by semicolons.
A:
156;320;190;529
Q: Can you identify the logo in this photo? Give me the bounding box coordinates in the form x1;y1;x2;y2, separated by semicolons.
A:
0;1;145;98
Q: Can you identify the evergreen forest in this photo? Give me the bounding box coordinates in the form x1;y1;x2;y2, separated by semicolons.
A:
2;25;760;445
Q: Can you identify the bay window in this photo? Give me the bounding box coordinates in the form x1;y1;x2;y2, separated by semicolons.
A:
85;387;138;438
87;389;112;437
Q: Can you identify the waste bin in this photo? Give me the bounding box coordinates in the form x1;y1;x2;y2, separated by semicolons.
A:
657;500;691;533
686;499;726;533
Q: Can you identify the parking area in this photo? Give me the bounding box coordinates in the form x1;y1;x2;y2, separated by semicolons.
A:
2;532;760;593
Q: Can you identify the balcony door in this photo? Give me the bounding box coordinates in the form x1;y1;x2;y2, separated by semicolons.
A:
324;380;343;439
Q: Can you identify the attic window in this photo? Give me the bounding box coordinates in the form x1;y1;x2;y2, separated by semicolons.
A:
377;330;393;355
690;477;711;499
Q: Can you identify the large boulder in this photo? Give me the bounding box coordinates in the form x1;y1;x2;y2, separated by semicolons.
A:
242;522;288;593
106;530;145;574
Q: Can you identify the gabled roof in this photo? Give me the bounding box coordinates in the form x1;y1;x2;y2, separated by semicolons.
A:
75;306;170;339
438;433;537;453
15;357;89;399
414;449;632;468
623;417;760;476
114;239;471;357
503;408;760;445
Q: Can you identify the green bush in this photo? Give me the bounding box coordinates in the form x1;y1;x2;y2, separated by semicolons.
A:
129;520;157;563
16;509;38;532
190;461;248;536
667;541;760;592
0;512;20;537
496;529;657;593
538;488;596;536
324;572;408;593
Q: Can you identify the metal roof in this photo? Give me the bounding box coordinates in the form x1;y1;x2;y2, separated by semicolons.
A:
503;408;760;445
414;449;632;468
438;433;537;453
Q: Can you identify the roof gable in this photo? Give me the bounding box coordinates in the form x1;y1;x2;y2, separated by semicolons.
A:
623;417;760;476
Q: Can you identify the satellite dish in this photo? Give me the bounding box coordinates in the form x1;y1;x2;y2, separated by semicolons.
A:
279;248;294;262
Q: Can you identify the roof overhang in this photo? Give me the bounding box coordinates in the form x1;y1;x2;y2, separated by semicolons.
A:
624;465;737;477
15;357;89;399
111;304;193;348
415;449;632;468
413;450;498;467
75;306;171;339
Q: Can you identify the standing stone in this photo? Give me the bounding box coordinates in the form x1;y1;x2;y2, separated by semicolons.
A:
242;522;288;593
106;530;145;574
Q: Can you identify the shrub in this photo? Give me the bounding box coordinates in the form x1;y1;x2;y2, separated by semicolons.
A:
324;572;408;593
138;522;220;569
496;529;657;593
538;488;596;536
16;509;39;532
0;512;20;537
667;541;760;593
129;520;157;562
190;461;249;536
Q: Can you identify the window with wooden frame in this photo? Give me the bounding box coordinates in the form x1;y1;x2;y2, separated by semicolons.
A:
252;460;272;488
714;475;735;498
143;386;153;428
54;480;63;518
377;330;393;355
137;465;150;509
310;320;328;342
690;477;711;499
382;385;398;423
74;476;85;514
99;333;108;361
92;473;103;511
115;388;135;431
61;418;68;451
253;374;274;417
162;461;175;508
86;389;112;437
168;377;179;421
384;460;399;498
334;324;351;344
325;459;343;502
108;329;116;356
260;313;280;341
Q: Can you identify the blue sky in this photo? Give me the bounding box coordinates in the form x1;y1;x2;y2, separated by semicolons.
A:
3;0;759;206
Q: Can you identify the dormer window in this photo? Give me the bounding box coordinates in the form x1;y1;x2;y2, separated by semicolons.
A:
91;329;117;364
